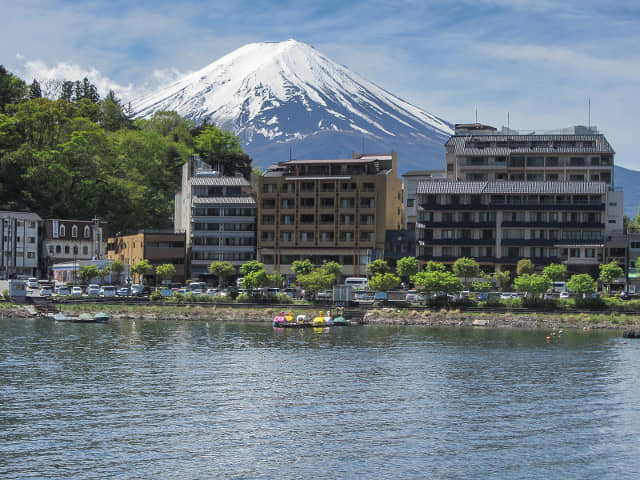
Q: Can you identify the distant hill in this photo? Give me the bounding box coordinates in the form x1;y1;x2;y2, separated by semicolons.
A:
615;165;640;217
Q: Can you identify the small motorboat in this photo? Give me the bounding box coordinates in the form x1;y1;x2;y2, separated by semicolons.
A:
332;307;350;326
93;312;110;323
53;312;109;323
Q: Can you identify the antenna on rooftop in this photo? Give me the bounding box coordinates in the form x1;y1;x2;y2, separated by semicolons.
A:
289;145;292;161
507;112;510;131
475;109;478;123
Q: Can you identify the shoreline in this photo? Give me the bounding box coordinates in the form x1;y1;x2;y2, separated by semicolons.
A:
3;303;640;332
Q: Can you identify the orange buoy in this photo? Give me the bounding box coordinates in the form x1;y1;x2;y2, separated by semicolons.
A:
546;336;551;341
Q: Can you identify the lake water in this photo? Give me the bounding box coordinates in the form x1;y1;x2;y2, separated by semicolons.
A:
1;316;639;479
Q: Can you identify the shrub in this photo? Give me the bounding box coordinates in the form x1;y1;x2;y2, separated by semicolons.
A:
272;293;294;304
150;290;162;301
2;289;9;301
235;293;251;303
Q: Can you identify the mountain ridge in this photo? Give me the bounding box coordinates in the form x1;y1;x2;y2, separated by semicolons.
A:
133;39;453;171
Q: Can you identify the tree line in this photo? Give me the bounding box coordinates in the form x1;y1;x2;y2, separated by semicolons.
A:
0;66;252;234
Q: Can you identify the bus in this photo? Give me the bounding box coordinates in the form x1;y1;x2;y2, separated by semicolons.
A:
344;277;369;290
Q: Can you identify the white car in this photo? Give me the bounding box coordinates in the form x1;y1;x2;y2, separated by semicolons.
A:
40;285;53;297
100;285;116;297
71;286;83;296
55;285;70;296
27;277;39;289
500;292;519;300
406;291;427;303
86;284;100;296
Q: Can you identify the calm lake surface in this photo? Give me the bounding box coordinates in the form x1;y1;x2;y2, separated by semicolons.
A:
1;316;639;480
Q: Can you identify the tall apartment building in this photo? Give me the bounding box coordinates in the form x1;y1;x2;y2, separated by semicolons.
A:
0;211;41;278
257;152;403;277
402;170;447;231
175;156;256;279
416;124;624;276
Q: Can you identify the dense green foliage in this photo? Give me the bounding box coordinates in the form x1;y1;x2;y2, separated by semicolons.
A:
396;256;419;280
368;273;401;292
0;67;252;234
208;261;236;286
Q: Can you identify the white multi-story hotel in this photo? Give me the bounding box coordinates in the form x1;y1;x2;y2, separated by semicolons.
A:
0;211;42;278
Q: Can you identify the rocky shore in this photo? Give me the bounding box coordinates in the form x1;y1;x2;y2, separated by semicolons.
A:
3;303;640;331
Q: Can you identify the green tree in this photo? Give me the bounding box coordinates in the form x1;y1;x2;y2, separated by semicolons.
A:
98;265;111;284
567;273;597;297
156;264;176;284
28;79;42;99
452;257;480;289
368;273;401;292
208;260;236;287
78;264;99;284
321;261;342;277
542;263;566;282
513;273;550;298
411;270;463;297
297;269;335;298
0;65;27;112
516;259;535;276
292;259;314;275
109;259;125;285
194;125;252;179
472;278;493;292
425;261;447;273
240;260;265;277
131;259;154;284
599;262;624;293
243;268;269;294
396;256;419;282
493;270;511;291
367;259;390;276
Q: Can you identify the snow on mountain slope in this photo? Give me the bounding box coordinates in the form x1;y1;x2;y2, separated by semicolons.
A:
133;39;453;171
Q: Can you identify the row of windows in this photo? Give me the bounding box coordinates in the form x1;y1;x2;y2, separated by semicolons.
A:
465;173;611;182
57;225;92;238
48;245;90;255
262;197;376;209
193;223;255;232
421;229;602;242
261;231;375;242
193;186;244;197
263;182;376;193
192;237;255;247
463;156;612;168
193;207;255;217
192;251;254;261
262;214;375;225
260;254;369;266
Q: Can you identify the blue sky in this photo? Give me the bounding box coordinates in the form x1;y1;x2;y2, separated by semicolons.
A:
2;0;640;169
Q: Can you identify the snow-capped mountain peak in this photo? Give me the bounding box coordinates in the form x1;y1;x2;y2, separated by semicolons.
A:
133;39;453;170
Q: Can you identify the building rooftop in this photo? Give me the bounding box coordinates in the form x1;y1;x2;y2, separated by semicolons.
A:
416;181;609;195
402;170;447;177
0;211;42;221
446;133;614;156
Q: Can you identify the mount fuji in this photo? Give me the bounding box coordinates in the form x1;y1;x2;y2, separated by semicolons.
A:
133;39;453;173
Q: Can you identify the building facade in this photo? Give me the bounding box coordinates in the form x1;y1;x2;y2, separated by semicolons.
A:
402;170;447;231
416;181;619;276
174;156;256;279
445;124;615;185
0;211;42;278
257;152;403;277
107;231;186;284
41;218;107;278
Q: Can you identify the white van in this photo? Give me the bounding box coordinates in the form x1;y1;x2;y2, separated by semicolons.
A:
345;277;369;290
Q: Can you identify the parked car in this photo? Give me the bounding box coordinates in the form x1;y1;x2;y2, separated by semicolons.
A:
173;288;187;296
130;284;144;296
117;287;130;296
40;285;53;297
55;285;70;296
373;291;388;303
500;292;519;300
316;290;332;300
100;285;116;297
27;277;39;289
86;284;100;296
559;292;570;299
71;286;83;296
355;291;374;302
406;290;427;303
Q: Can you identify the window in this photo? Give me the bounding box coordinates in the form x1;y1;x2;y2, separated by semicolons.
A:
59;225;65;237
301;182;315;192
300;231;314;242
360;231;374;242
340;215;354;225
83;246;88;255
27;252;35;259
71;225;78;238
360;215;374;225
300;198;315;208
340;198;355;208
340;232;354;242
320;214;334;224
281;215;294;225
84;226;91;238
29;236;35;243
300;214;314;224
360;198;375;208
55;245;61;254
262;215;275;225
281;199;295;209
263;183;276;193
262;231;275;241
73;246;79;254
319;232;334;241
320;198;335;208
585;248;596;258
280;231;294;241
262;199;275;209
48;245;54;254
407;199;415;208
570;248;580;257
64;245;70;254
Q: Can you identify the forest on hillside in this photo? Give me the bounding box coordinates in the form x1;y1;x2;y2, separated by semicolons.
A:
0;66;253;234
